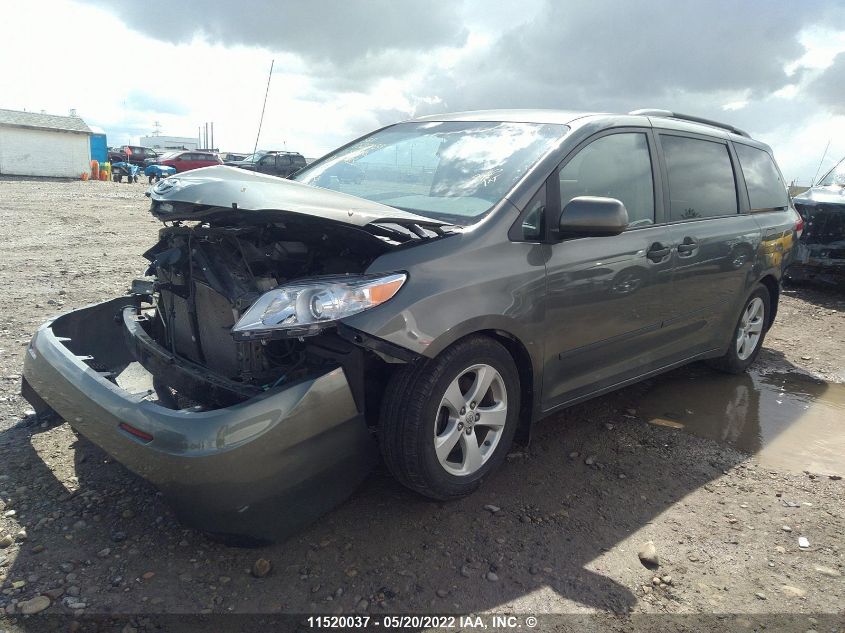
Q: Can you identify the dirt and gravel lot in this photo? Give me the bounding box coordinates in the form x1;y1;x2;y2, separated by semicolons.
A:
0;177;843;632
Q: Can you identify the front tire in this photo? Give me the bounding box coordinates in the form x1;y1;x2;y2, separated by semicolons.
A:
707;286;771;374
379;336;520;500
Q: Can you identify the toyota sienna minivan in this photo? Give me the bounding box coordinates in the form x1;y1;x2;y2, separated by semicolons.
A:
22;109;800;541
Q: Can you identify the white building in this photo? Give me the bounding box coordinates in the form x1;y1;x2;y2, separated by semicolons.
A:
0;108;92;178
139;135;198;151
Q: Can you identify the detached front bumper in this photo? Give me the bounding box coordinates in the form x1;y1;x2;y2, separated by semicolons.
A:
21;297;377;542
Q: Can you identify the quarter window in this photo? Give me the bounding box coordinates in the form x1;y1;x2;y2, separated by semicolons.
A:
558;133;655;227
734;144;788;210
662;135;738;221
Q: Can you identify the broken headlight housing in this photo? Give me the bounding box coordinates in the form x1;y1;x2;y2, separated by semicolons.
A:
231;273;406;339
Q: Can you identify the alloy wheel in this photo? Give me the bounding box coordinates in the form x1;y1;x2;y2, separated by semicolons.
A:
433;364;508;476
736;297;765;361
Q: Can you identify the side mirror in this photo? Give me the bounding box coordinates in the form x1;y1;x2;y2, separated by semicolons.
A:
558;196;629;238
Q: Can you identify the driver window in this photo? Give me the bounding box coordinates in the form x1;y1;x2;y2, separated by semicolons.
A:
558;133;655;227
259;155;276;165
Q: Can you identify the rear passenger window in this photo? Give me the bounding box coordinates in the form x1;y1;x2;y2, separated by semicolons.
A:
734;144;788;210
558;133;655;227
662;135;738;221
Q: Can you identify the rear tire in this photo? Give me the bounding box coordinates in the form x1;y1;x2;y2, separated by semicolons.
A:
379;336;520;500
707;286;771;374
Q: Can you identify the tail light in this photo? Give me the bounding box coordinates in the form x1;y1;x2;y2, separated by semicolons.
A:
119;422;154;443
791;205;804;239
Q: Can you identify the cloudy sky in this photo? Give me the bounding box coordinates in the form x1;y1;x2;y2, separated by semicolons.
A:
3;0;845;184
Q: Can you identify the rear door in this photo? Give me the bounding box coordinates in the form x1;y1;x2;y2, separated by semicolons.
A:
733;142;795;278
656;131;762;359
541;128;676;410
275;154;292;176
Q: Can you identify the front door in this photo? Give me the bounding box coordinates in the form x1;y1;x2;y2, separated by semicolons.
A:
541;129;676;410
257;154;276;174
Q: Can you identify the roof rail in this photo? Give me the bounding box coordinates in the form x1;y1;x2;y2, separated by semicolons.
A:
628;108;750;138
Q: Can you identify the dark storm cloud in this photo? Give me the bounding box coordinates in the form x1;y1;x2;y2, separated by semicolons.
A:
81;0;468;65
808;52;845;114
308;50;423;92
414;0;834;118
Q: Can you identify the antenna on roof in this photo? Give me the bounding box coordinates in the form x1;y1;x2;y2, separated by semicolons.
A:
253;59;274;155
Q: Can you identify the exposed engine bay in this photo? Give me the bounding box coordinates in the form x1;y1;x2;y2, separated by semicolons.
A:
131;213;398;410
790;201;845;285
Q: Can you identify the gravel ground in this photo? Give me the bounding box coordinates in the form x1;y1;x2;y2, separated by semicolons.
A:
0;177;843;631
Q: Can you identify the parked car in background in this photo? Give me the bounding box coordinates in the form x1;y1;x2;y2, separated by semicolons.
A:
109;145;160;167
789;155;845;285
220;152;248;163
156;150;222;173
225;150;306;177
22;109;799;543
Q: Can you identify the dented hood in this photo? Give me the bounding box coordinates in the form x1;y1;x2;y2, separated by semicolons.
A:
793;184;845;206
147;165;446;227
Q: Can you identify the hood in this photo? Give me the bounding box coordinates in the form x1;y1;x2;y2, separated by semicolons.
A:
793;184;845;206
147;165;451;229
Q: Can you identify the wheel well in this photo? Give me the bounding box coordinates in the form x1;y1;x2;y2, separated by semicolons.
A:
758;275;779;329
477;329;535;446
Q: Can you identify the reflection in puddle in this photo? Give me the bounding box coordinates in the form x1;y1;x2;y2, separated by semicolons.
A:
633;365;845;476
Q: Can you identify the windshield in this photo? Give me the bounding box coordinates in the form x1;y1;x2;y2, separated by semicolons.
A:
818;157;845;187
158;152;179;161
240;152;265;163
294;121;568;224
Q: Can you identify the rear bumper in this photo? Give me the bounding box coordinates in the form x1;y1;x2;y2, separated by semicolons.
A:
21;298;377;541
787;249;845;285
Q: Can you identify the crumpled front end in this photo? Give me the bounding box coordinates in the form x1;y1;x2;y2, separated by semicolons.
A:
21;297;378;542
790;197;845;285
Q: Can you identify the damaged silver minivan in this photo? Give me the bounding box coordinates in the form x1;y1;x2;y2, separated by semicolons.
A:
22;110;800;541
790;156;845;285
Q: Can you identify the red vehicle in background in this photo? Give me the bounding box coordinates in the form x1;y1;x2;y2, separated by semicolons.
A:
156;151;222;172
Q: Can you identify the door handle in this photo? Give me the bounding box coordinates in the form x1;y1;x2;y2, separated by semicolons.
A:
646;242;670;262
677;237;698;255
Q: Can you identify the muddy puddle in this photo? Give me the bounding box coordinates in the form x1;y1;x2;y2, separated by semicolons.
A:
631;365;845;476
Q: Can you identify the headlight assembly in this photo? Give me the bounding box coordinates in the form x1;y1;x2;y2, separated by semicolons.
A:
231;273;406;339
